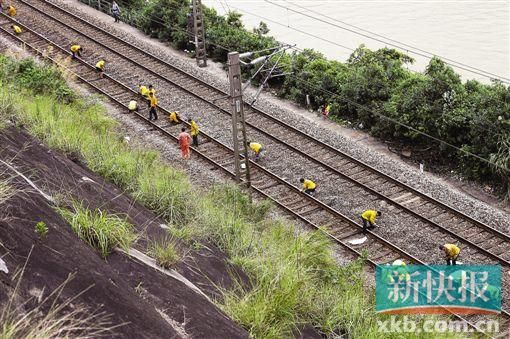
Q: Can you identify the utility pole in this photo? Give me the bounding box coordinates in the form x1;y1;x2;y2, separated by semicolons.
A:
227;52;251;198
192;0;207;67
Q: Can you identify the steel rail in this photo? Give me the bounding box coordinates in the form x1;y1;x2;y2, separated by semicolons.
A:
13;0;510;268
32;0;510;246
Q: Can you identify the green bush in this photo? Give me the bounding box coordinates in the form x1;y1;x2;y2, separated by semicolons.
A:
0;56;74;102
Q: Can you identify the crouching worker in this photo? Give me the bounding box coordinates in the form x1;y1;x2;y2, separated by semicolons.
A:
168;111;181;124
128;100;138;113
361;209;381;233
11;24;22;34
300;178;316;195
95;59;105;78
70;45;83;58
7;5;16;17
441;244;460;265
248;141;264;162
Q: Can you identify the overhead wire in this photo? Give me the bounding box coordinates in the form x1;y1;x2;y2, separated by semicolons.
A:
265;0;510;83
224;3;355;52
281;0;510;83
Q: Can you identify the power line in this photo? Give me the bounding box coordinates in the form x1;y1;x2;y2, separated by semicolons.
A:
265;0;510;83
224;4;355;52
279;49;509;173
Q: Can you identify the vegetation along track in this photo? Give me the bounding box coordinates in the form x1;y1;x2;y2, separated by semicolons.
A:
2;1;510;334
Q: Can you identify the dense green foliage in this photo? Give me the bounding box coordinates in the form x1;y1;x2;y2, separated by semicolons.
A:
84;0;510;193
0;55;464;338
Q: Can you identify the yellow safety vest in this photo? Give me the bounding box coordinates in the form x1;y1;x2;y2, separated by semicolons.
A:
169;111;179;123
12;25;22;34
362;210;377;223
190;121;199;136
303;179;316;190
128;100;137;110
70;45;81;52
140;86;149;97
150;95;157;107
96;60;105;70
8;6;16;17
249;142;262;153
444;244;460;258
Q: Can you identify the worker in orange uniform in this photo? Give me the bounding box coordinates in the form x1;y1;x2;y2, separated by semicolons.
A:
188;118;199;147
148;91;158;120
361;209;381;233
178;127;191;159
440;244;460;265
7;5;16;17
70;45;83;58
95;59;105;78
11;24;22;34
300;178;316;195
168;111;181;124
247;141;264;162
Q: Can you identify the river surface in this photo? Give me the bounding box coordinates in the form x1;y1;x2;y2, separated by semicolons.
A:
203;0;510;83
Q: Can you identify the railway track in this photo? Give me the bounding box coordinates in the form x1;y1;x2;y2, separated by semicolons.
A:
1;4;509;336
11;0;510;269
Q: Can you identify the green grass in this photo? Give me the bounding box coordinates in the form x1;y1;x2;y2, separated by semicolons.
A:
148;237;181;268
57;202;137;258
34;221;49;239
0;55;470;338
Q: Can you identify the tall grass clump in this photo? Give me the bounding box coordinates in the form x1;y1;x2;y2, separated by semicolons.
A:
58;202;137;258
148;236;181;268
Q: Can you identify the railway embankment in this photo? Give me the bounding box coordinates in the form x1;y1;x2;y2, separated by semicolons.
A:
0;53;432;338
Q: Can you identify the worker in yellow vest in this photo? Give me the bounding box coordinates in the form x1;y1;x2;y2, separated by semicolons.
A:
148;92;158;120
95;59;105;78
385;259;411;284
300;178;316;195
147;85;156;107
70;45;83;58
138;84;150;107
11;24;22;34
188;118;199;147
247;141;264;162
440;244;460;265
128;100;138;113
168;111;181;124
7;5;16;17
361;209;381;233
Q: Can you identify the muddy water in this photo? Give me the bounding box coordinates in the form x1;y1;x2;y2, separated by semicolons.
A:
203;0;509;83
